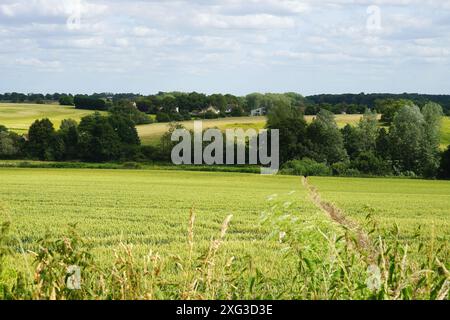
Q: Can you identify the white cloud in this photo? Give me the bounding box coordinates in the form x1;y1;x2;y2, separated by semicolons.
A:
0;0;450;94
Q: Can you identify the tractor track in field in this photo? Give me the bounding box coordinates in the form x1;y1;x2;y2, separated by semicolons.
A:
302;177;376;261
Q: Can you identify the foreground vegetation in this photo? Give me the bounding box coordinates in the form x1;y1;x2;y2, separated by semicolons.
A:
0;168;448;300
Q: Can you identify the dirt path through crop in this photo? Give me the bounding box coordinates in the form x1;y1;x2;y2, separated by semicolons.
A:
302;177;375;260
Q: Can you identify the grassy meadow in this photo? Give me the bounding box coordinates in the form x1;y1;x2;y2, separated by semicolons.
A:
0;168;448;299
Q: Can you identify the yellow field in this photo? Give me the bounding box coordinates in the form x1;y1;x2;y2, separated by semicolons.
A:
1;103;447;149
137;114;366;145
137;116;267;145
0;103;105;133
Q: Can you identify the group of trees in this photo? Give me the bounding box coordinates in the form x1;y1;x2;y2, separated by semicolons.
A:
2;91;450;117
307;93;450;116
269;101;449;179
22;113;140;162
1;98;449;179
0;105;146;162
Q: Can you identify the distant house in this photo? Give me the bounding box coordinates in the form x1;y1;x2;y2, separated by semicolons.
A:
251;107;267;117
201;106;220;115
225;107;233;114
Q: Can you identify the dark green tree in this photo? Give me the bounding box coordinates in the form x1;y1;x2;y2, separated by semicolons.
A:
77;113;121;162
376;127;390;160
27;119;62;160
58;119;79;160
389;105;424;174
307;109;348;164
438;146;450;179
266;101;309;164
420;102;443;177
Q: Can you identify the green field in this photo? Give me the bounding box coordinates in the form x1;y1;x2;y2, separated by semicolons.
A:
0;168;321;258
0;103;104;133
310;177;450;243
0;168;448;299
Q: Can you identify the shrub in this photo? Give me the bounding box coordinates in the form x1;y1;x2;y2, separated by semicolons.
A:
280;158;331;176
59;96;74;106
122;162;142;169
438;146;450;179
156;112;171;123
351;151;391;176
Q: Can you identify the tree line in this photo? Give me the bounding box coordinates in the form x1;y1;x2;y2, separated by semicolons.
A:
268;101;450;179
3;91;449;117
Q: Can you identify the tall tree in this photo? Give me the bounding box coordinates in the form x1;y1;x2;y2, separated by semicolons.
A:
389;105;424;174
420;102;443;177
59;119;79;160
266;101;309;164
307;109;348;164
439;146;450;179
77;113;121;162
27;119;63;160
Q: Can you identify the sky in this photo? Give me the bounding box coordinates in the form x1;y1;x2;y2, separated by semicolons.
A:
1;0;450;96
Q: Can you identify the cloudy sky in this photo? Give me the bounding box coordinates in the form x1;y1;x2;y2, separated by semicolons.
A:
1;0;450;95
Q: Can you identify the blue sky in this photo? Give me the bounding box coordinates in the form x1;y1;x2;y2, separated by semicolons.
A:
1;0;450;95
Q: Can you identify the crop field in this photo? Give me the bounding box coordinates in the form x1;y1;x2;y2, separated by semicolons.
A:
0;168;448;299
310;177;450;244
0;103;104;133
0;168;333;270
137;114;365;145
137;116;267;145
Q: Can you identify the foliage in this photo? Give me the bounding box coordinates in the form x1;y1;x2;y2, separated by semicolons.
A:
266;101;309;164
27;119;63;161
77;113;122;162
389;105;425;175
58;95;74;106
439;146;450;179
377;99;416;125
109;104;152;125
307;109;349;165
74;95;109;111
420;102;443;178
280;158;331;176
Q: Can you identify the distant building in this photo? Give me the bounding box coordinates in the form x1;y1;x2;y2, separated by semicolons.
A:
202;106;220;115
251;107;267;116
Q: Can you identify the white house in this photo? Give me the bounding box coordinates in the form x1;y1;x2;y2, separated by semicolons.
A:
251;107;267;116
202;106;220;115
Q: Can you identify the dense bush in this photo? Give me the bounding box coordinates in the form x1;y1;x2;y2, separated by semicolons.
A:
280;159;331;176
58;95;74;106
156;112;171;123
109;104;152;125
439;146;450;179
74;95;109;111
